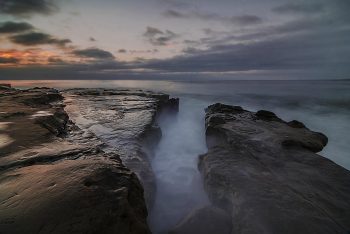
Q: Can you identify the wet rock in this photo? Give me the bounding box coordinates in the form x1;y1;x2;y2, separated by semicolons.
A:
22;92;63;106
205;103;243;115
63;88;179;208
161;97;179;113
199;103;350;234
35;109;69;136
0;83;12;90
256;109;282;121
170;206;231;234
288;120;306;128
1;112;27;119
0;88;155;234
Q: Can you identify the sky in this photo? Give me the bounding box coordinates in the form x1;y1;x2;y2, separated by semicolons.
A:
0;0;349;80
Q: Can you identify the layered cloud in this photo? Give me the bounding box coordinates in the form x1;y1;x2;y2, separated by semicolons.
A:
0;56;20;64
163;9;262;26
9;32;71;46
272;3;324;14
0;0;349;80
0;0;58;17
143;26;178;46
0;22;34;34
73;48;115;59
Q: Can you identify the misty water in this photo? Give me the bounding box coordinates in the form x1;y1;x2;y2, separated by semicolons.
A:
7;79;350;232
148;97;210;233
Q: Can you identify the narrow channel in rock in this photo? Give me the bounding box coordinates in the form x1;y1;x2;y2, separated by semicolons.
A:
149;97;210;233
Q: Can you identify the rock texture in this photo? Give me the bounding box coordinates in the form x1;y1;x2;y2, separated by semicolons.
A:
199;103;350;234
0;87;177;234
63;88;178;208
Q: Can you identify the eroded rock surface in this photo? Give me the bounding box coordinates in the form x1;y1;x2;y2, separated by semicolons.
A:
199;103;350;234
0;87;177;234
63;88;178;208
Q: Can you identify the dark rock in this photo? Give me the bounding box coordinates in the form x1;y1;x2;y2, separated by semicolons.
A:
288;120;306;128
19;90;63;107
170;206;232;234
208;115;226;125
200;103;350;234
282;131;328;153
158;97;179;114
1;112;27;119
0;83;11;89
35;109;69;136
166;98;180;112
256;109;282;121
205;103;243;115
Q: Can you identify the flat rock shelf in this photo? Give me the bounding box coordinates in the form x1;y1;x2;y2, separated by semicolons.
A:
0;87;177;234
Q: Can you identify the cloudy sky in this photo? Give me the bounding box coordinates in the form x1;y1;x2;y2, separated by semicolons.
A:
0;0;349;80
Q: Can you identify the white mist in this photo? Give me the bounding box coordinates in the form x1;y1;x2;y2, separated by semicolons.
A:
149;97;210;234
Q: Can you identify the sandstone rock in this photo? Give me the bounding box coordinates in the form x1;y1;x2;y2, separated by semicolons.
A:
0;87;173;234
199;103;350;234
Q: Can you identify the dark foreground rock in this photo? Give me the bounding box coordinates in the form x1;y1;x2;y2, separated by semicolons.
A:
0;88;177;234
199;103;350;234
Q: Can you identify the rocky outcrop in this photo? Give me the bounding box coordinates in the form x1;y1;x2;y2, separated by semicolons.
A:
0;87;178;234
0;84;12;90
199;103;350;234
63;88;179;208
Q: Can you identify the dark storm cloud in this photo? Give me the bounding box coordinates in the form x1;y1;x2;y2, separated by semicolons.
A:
143;26;178;46
9;32;71;46
272;3;324;14
73;48;115;59
0;56;20;64
0;22;34;34
163;9;262;26
0;0;58;17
